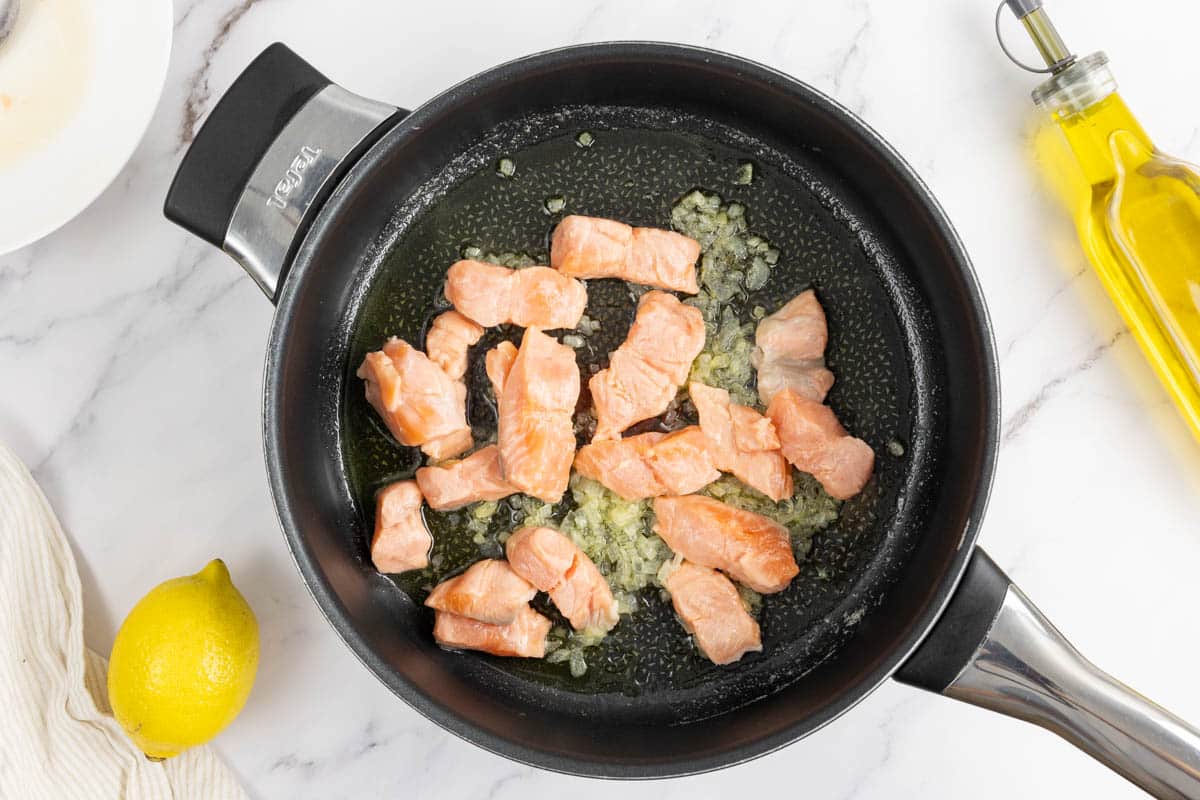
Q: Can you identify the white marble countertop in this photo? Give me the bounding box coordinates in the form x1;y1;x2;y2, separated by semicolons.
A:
4;0;1200;796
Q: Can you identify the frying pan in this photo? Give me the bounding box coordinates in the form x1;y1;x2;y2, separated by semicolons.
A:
164;43;1200;795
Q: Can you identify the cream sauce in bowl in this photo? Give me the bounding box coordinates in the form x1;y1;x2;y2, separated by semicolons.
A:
0;0;90;170
0;0;171;255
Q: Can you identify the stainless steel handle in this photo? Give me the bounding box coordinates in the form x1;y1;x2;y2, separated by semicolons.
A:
946;584;1200;798
223;84;396;298
165;45;402;303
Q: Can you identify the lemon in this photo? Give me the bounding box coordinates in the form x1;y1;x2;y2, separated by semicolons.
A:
107;559;259;759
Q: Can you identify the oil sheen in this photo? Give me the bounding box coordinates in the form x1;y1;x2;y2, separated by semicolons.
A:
1037;92;1200;441
342;117;909;700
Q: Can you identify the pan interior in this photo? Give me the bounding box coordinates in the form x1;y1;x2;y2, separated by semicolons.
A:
338;104;938;722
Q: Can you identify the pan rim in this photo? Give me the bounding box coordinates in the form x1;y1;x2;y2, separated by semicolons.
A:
262;40;1001;779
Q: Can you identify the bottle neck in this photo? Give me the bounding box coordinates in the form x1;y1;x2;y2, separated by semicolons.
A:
1054;93;1154;186
1035;52;1153;186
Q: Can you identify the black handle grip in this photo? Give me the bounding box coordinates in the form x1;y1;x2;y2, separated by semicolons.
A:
164;43;330;248
894;547;1011;691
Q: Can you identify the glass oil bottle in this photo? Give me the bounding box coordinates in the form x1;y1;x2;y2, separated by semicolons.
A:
999;0;1200;442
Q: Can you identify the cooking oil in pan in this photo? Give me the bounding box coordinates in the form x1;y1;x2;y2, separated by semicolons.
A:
342;115;913;699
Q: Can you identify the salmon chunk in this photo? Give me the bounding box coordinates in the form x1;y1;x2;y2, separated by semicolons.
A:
620;291;706;386
690;382;793;502
626;228;703;294
551;216;631;277
591;351;677;441
756;291;827;362
590;291;705;440
424;559;537;625
509;267;588;330
415;445;518;511
505;526;619;633
485;340;518;398
432;605;552;658
766;389;874;500
425;310;484;380
444;260;587;330
644;427;722;495
506;527;576;592
356;337;472;460
550;216;701;293
729;404;780;451
573;427;719;500
574;432;664;500
421;419;474;462
664;561;762;665
494;328;581;502
421;313;482;460
752;290;836;406
370;481;432;573
653;495;799;593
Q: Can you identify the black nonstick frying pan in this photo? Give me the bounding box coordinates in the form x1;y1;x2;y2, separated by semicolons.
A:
164;42;1200;795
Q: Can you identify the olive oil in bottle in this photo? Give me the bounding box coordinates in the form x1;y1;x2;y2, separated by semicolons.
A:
1001;1;1200;441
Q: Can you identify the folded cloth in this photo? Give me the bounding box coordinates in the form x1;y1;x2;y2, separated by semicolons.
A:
0;444;248;799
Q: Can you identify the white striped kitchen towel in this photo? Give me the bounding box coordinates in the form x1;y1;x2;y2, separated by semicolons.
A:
0;443;248;799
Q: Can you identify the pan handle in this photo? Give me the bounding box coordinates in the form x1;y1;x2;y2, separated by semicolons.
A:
163;44;403;302
896;549;1200;798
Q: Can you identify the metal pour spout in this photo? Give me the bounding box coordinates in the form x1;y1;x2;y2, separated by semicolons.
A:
996;0;1076;75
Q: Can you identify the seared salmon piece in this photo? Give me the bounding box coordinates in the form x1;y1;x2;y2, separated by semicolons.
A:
415;445;518;511
425;310;484;381
757;365;834;408
495;328;581;502
510;267;588;330
756;290;828;361
505;527;576;591
766;389;874;500
752;290;836;406
722;448;791;504
432;605;552;658
485;340;518;399
573;432;666;500
550;216;700;294
626;228;702;294
573;427;719;500
690;382;792;502
590;351;677;442
643;426;721;495
664;561;762;665
421;382;474;462
370;481;432;573
653;495;799;593
729;404;780;451
506;526;619;633
590;291;705;440
622;291;707;385
549;216;631;277
424;559;537;625
422;313;482;460
445;260;510;326
357;337;472;460
444;260;587;330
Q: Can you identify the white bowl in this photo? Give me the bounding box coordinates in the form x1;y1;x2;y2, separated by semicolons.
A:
0;0;172;254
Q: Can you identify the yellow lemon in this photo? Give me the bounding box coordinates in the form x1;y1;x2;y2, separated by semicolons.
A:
107;559;259;759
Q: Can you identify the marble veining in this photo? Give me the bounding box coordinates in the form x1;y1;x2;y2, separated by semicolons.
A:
3;1;1199;797
178;0;264;148
1003;329;1128;443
